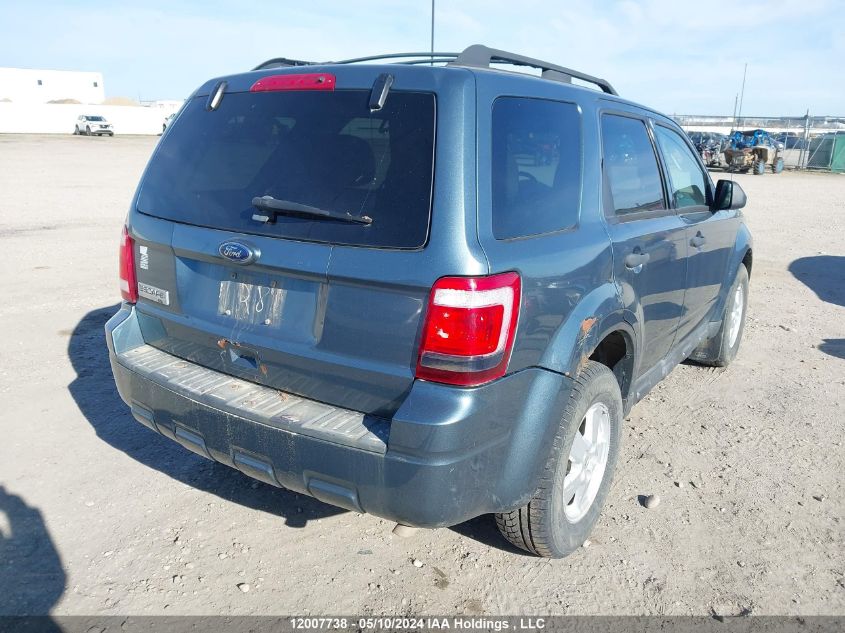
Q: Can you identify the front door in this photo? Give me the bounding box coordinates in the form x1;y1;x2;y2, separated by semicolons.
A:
652;124;737;341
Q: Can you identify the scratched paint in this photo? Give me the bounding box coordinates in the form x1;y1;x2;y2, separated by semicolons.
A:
577;317;599;373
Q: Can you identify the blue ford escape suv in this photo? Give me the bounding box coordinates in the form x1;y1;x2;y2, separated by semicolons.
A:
106;45;752;557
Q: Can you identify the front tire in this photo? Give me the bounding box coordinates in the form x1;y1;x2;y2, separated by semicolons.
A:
495;361;622;558
753;158;766;175
772;157;784;173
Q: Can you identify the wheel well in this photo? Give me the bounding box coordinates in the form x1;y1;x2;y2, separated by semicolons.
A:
742;248;753;278
588;330;634;400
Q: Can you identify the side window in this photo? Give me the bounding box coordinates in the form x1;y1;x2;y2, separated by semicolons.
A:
654;126;709;209
600;114;666;217
492;97;582;239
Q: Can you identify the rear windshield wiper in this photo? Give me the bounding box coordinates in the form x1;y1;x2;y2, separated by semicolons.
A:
251;196;372;225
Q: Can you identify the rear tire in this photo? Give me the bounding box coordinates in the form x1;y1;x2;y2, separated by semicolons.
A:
753;158;766;175
85;126;91;136
690;265;749;367
772;157;784;173
495;361;622;558
73;126;79;135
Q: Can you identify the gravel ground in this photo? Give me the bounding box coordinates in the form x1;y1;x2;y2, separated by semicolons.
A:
0;134;842;617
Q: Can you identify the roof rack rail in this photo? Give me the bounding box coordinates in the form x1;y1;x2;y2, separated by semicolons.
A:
254;53;460;71
328;52;461;64
448;44;618;95
397;58;462;66
253;57;317;71
250;45;617;95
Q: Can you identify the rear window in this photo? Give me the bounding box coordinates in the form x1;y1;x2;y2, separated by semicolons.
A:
492;97;582;239
137;89;436;248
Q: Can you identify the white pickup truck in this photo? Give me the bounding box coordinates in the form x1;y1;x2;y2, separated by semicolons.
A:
73;115;114;136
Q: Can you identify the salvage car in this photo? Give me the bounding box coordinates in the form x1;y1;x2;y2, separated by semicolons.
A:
73;114;114;136
725;129;784;174
687;131;726;168
162;113;176;133
105;45;752;557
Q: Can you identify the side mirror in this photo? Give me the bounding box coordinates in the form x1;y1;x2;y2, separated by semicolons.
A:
714;179;747;211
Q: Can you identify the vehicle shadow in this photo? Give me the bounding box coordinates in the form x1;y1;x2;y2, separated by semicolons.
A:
789;255;845;308
0;486;65;629
818;338;845;360
67;305;344;528
449;515;529;556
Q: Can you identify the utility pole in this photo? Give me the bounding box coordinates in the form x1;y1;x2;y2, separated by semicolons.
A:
737;63;747;127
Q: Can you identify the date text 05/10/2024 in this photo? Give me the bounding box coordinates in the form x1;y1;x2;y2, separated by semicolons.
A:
289;617;547;631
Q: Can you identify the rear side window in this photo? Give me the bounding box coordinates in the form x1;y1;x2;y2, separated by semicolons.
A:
601;114;666;217
654;125;709;209
492;98;582;239
137;90;435;249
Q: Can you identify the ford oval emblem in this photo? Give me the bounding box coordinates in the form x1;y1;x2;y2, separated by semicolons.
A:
218;241;258;265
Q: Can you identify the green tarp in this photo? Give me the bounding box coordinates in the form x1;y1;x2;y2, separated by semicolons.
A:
808;132;845;172
831;133;845;173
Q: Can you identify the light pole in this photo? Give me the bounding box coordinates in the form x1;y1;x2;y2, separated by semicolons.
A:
737;63;748;127
732;93;738;131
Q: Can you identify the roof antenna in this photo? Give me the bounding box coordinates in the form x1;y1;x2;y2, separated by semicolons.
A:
430;0;435;66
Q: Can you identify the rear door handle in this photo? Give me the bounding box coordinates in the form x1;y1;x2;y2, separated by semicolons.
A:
624;251;650;269
690;232;706;248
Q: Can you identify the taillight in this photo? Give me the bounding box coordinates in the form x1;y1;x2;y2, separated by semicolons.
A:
250;73;336;92
416;272;521;386
119;225;138;303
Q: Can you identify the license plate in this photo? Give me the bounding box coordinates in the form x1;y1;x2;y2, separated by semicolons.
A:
218;280;285;325
138;282;170;305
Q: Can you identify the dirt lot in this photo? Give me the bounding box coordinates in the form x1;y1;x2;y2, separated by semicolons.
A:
0;134;842;617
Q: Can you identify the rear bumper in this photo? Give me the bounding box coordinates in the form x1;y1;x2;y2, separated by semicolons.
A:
106;305;571;528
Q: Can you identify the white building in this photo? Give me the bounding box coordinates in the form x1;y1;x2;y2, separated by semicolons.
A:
0;67;105;104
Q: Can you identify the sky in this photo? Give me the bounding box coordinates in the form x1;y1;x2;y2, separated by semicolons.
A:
1;0;843;115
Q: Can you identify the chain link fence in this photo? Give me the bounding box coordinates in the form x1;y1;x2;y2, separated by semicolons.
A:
675;114;845;172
